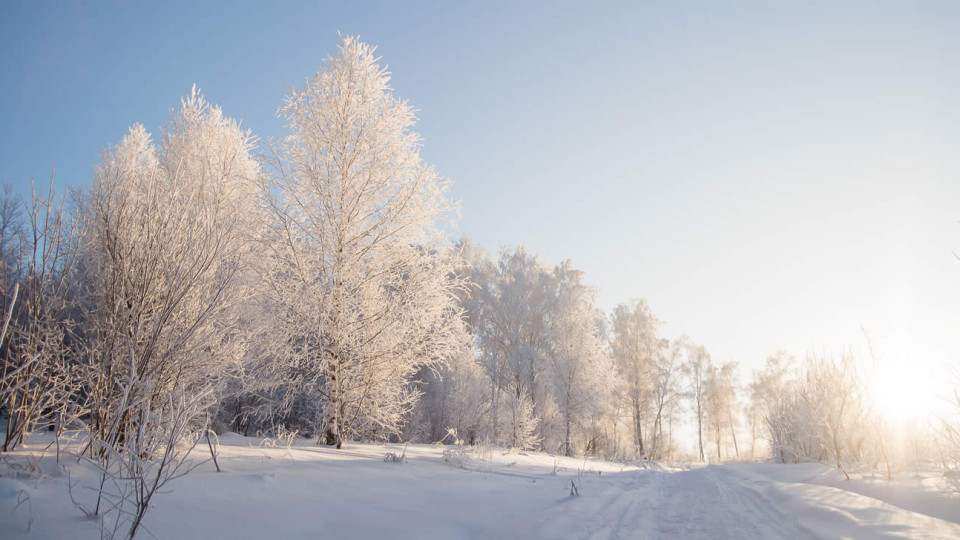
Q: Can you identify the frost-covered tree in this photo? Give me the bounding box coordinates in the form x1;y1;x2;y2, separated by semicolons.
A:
751;353;840;466
800;353;865;478
503;381;540;450
79;87;259;453
683;340;711;462
650;338;684;460
495;249;554;443
748;351;792;458
704;361;740;461
75;88;259;539
460;244;618;453
609;300;659;458
547;262;613;456
461;245;554;447
261;37;465;447
750;354;817;463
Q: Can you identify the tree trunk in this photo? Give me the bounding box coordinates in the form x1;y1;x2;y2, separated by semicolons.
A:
715;424;722;461
491;372;500;443
668;415;673;453
322;366;342;448
633;398;644;457
834;392;848;479
696;402;704;462
651;414;660;460
729;413;739;458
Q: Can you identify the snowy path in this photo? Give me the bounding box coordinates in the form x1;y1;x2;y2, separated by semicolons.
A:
479;466;813;539
646;467;814;539
480;464;960;539
3;436;960;539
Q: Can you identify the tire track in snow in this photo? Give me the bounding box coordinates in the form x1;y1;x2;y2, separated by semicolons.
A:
586;471;661;539
708;467;816;539
643;467;813;539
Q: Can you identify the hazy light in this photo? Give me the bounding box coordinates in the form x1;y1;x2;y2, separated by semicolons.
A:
872;359;935;425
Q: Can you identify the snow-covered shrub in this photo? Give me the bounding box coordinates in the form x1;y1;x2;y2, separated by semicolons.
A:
88;386;208;539
935;378;960;480
440;432;489;469
501;386;540;451
474;442;493;462
258;426;298;451
383;444;407;464
442;445;472;469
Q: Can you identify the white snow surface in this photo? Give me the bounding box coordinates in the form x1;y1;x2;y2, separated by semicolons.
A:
1;433;958;539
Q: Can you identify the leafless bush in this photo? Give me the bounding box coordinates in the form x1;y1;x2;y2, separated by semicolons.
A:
441;437;491;469
0;178;81;454
88;387;208;539
12;488;33;533
0;452;51;484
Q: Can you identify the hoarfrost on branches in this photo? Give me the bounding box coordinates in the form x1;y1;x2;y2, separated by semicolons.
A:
258;36;467;447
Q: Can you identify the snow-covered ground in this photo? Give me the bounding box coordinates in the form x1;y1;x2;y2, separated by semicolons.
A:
1;433;958;539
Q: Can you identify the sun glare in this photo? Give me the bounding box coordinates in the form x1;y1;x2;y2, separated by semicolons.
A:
872;361;934;424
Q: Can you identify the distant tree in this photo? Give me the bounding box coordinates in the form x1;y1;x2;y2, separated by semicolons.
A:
752;352;857;467
650;338;684;460
683;340;711;462
704;361;739;461
460;245;554;448
0;185;22;292
499;249;555;444
0;179;80;452
609;300;659;458
547;262;613;456
801;353;864;479
459;244;618;454
748;352;793;459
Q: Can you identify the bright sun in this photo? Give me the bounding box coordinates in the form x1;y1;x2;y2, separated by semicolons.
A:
872;361;934;424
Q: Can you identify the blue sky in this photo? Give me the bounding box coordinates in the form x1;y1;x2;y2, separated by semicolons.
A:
2;1;959;381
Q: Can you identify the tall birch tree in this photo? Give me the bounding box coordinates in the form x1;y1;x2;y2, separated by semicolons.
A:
262;37;465;447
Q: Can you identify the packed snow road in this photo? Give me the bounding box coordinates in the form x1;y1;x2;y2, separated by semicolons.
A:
479;464;960;539
3;436;960;539
479;466;812;539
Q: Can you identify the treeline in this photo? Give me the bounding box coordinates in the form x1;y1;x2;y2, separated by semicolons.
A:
1;38;958;514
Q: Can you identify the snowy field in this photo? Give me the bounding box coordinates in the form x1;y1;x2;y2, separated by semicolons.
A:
1;433;959;539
